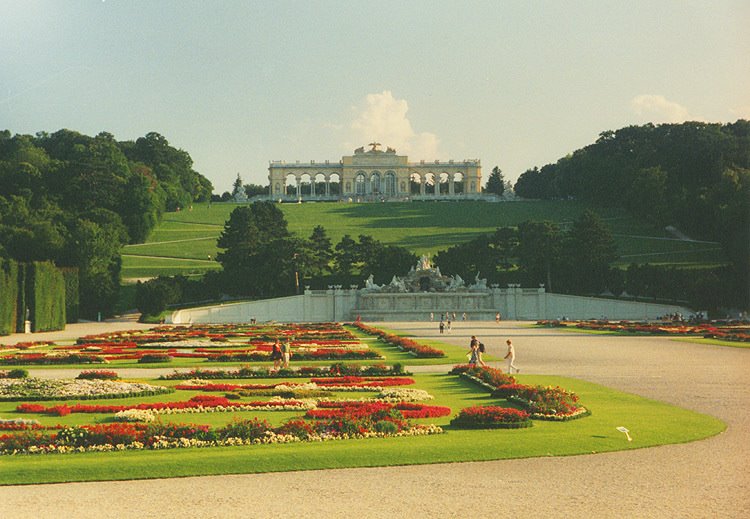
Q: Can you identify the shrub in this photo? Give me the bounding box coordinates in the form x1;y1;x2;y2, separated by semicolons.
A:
137;353;171;364
76;370;119;380
277;418;316;440
218;417;272;441
450;405;531;429
7;369;29;379
374;420;399;434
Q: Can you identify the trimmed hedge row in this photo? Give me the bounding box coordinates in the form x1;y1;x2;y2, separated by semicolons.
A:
29;261;66;333
0;260;71;335
0;259;18;335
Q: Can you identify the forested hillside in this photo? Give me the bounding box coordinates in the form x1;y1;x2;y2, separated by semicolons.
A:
514;120;749;306
0;129;212;318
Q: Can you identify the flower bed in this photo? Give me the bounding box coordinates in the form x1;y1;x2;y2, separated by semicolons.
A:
449;365;516;391
158;363;408;380
1;410;444;455
16;395;316;416
451;366;588;421
308;401;451;419
450;406;532;429
0;378;173;401
0;353;104;365
489;383;589;420
536;320;750;342
352;322;445;358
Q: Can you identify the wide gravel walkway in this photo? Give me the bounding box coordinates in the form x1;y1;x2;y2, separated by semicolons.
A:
2;320;748;518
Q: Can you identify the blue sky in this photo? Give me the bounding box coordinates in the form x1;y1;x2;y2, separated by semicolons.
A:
1;1;748;193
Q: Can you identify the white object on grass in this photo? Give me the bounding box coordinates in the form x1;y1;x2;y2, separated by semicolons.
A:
616;426;632;441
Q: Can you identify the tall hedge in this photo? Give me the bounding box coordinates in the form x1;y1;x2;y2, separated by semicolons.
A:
15;262;27;333
60;267;80;324
0;259;18;335
28;261;66;332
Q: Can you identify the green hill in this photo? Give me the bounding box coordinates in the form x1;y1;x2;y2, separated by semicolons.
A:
121;201;726;281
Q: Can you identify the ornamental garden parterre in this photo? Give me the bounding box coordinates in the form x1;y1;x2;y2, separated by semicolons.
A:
0;322;588;455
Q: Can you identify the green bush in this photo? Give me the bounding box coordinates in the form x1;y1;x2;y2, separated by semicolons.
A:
8;369;29;379
137;353;171;364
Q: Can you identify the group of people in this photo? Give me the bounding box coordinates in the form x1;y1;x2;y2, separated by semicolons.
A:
270;338;292;372
467;335;519;374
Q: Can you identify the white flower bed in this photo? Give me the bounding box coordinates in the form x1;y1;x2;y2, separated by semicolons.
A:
114;409;156;423
0;378;172;400
375;388;434;402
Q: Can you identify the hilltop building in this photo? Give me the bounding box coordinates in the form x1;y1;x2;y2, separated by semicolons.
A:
268;142;482;201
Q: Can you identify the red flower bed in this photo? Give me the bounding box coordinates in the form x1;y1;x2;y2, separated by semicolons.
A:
352;322;445;357
309;401;451;419
16;395;308;416
309;376;415;387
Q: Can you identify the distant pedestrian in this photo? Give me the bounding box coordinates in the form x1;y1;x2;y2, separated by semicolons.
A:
439;320;445;334
271;339;283;372
504;339;519;374
495;312;501;324
281;337;292;369
446;319;452;332
452;312;456;321
462;312;467;321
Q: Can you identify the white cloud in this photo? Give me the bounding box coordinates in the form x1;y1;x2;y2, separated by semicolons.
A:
630;94;691;123
348;91;440;159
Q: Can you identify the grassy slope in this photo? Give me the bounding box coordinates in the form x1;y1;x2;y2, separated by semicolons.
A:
121;201;726;279
0;374;724;485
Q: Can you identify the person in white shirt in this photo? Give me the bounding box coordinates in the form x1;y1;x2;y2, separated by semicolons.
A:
504;339;519;374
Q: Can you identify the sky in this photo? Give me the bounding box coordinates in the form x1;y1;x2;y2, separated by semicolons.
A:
1;1;748;193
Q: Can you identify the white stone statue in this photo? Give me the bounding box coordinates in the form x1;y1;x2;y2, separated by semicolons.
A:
418;255;431;271
470;272;487;289
448;274;464;290
389;275;406;292
365;274;380;290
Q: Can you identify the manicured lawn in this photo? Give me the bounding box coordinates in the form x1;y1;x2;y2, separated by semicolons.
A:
120;201;727;280
0;374;724;485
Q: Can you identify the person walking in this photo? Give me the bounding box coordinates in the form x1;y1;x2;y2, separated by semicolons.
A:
446;319;452;332
504;339;519;374
439;320;445;334
495;312;501;324
477;340;487;367
270;339;283;372
468;335;479;366
281;337;292;369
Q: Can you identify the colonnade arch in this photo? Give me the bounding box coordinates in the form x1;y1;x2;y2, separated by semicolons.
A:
268;147;482;200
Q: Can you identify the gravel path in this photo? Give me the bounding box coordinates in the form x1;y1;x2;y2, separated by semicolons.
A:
2;320;748;518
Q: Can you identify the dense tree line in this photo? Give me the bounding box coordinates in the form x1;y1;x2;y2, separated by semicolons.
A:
514;120;749;308
0;129;213;318
213;203;417;296
136;203;417;315
434;211;617;294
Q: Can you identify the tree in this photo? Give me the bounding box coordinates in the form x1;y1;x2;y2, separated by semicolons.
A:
305;225;333;278
492;226;519;269
484;166;505;196
244;184;268;197
562;210;618;294
517;220;562;290
215;203;297;296
334;235;358;276
367;245;417;285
